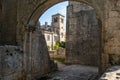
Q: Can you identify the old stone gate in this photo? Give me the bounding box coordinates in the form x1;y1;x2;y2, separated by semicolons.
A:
0;0;120;80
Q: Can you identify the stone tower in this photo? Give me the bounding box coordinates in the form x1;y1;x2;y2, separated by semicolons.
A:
51;13;65;42
66;1;100;66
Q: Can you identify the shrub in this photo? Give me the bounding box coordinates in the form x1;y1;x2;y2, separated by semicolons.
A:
53;41;65;50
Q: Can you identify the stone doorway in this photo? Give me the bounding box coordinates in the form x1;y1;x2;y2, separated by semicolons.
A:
37;1;100;80
33;0;102;70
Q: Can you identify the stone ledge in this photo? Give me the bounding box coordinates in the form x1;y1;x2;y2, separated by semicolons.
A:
99;66;120;80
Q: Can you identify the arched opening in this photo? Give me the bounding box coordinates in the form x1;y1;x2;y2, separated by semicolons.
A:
27;0;93;24
28;0;101;79
39;2;67;71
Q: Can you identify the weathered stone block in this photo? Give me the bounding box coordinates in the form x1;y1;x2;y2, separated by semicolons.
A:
66;2;100;66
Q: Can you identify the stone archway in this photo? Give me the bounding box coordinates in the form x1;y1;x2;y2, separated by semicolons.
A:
22;0;120;75
27;0;102;24
24;0;104;73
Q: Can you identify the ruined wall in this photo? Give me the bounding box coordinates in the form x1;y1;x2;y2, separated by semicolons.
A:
66;2;100;66
0;30;57;80
28;30;57;78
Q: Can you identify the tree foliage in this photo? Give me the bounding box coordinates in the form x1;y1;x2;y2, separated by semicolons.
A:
59;41;65;48
53;41;65;50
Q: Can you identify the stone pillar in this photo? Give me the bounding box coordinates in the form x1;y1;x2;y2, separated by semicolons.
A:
23;23;36;80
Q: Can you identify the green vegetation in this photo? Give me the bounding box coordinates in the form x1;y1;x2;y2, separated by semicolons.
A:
60;41;65;48
53;41;65;50
53;41;60;50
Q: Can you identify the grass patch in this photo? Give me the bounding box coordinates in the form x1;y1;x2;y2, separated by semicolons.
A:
52;58;65;64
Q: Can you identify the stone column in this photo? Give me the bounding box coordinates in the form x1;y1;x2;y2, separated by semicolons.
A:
23;23;36;80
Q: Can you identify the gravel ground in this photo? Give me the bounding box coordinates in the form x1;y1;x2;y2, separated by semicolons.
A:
47;61;99;80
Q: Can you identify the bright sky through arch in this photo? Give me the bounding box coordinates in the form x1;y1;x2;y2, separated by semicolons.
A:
39;1;68;26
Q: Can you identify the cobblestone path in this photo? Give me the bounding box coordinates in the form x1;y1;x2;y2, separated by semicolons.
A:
47;61;99;80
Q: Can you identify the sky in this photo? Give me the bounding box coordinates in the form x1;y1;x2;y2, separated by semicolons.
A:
39;1;68;26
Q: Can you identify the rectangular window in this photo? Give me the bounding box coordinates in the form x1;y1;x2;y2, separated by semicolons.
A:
61;33;64;38
47;35;50;41
61;18;63;23
54;36;58;41
54;36;57;41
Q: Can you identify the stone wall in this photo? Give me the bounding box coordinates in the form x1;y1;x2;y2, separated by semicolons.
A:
0;30;57;80
49;48;66;58
66;2;100;66
29;30;57;77
23;29;57;79
0;0;17;45
0;46;24;80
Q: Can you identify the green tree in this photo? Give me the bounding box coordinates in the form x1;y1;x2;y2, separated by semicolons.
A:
53;41;65;50
60;41;65;48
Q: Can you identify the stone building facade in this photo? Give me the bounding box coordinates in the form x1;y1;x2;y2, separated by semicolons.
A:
51;14;66;42
40;13;66;50
41;30;58;50
66;1;100;66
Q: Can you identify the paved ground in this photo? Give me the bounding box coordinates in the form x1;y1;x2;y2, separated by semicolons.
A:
47;61;99;80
